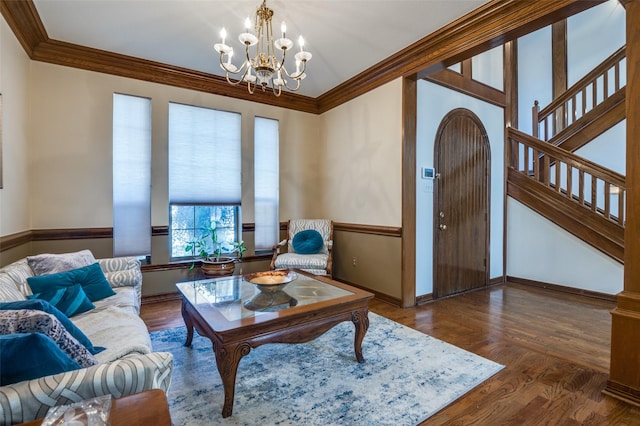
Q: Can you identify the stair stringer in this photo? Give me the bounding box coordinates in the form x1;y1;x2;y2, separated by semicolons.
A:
507;168;624;264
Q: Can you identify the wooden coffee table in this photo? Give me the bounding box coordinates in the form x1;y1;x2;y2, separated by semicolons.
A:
176;269;374;418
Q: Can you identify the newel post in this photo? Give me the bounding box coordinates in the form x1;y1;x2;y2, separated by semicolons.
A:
532;100;539;139
604;0;640;405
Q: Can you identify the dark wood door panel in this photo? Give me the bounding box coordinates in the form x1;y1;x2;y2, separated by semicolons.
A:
434;109;490;298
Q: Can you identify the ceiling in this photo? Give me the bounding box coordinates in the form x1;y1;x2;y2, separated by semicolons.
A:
31;0;488;98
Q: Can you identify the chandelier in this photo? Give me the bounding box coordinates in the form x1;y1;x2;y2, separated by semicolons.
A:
214;0;312;97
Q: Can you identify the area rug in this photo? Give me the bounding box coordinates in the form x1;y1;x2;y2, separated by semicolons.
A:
150;313;503;425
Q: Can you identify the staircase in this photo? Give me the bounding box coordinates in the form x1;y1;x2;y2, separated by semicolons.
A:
507;47;626;263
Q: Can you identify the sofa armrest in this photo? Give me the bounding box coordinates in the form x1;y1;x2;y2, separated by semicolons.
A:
0;351;173;425
98;257;142;307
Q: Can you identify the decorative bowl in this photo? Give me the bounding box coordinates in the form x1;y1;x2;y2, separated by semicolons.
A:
242;270;298;311
243;270;297;292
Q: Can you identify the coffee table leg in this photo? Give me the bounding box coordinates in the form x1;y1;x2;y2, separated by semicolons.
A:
352;309;370;363
214;342;252;418
181;300;195;347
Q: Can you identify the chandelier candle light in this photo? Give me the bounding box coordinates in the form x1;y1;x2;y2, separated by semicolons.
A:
214;0;312;96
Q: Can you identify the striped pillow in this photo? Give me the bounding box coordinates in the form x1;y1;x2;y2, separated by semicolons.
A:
28;284;95;317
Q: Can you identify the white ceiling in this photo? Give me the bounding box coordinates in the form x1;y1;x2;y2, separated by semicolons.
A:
32;0;488;98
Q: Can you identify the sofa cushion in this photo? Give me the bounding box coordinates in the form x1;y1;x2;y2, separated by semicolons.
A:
0;310;98;368
0;274;26;302
275;252;328;269
27;263;116;302
27;249;96;276
292;229;324;254
28;284;95;318
0;333;81;386
0;259;34;297
0;299;103;355
72;305;152;363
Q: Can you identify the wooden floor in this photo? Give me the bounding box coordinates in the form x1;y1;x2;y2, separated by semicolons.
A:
140;282;640;425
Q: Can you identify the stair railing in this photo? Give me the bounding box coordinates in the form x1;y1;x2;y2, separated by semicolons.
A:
507;127;625;226
533;46;626;141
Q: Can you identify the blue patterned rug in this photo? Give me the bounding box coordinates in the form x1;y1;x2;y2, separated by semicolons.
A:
150;313;503;425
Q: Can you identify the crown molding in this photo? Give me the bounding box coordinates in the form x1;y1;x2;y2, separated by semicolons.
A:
1;0;604;115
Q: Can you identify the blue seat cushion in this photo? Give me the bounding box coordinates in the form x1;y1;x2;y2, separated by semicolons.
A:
292;229;324;254
27;262;116;302
0;333;81;386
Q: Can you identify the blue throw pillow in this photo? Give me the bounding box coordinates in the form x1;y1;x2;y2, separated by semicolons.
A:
28;284;95;317
0;333;81;386
27;262;116;302
0;299;104;355
292;229;324;255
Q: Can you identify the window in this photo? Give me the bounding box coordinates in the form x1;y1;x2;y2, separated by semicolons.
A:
168;103;242;258
112;93;151;257
254;117;279;250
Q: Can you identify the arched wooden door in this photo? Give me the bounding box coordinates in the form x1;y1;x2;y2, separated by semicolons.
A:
433;108;491;298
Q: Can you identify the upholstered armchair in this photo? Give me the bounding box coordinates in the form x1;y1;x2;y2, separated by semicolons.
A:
270;219;333;277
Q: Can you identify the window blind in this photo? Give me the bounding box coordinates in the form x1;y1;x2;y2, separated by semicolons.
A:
112;93;152;257
254;117;279;250
168;103;242;205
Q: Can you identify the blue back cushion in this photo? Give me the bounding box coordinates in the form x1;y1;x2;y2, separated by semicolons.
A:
0;333;81;386
27;262;116;302
28;284;95;318
292;229;324;255
0;299;104;354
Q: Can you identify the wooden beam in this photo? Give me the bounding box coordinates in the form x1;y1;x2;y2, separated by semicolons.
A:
402;76;418;308
425;68;507;107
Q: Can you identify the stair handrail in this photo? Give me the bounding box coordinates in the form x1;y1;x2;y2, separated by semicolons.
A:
533;46;626;140
507;127;625;225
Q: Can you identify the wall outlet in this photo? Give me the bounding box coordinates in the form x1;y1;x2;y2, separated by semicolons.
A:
352;257;357;266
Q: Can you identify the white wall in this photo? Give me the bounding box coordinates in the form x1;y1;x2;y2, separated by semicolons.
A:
416;80;505;296
27;62;320;231
0;18;31;238
517;26;552;135
318;79;403;226
507;198;623;294
567;0;626;86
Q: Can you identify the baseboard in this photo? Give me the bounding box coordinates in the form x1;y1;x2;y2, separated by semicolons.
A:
416;293;433;305
507;275;616;302
334;277;401;307
489;276;505;286
603;380;640;407
142;292;182;305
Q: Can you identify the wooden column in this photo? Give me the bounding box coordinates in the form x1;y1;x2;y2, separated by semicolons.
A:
605;0;640;405
552;20;568;130
401;75;417;308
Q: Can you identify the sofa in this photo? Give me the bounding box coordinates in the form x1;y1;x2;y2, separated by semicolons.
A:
0;251;174;425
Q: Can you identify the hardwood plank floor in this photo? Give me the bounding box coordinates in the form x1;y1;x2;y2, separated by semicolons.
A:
140;282;640;425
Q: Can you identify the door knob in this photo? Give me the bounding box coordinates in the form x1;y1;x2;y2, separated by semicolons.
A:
439;224;447;230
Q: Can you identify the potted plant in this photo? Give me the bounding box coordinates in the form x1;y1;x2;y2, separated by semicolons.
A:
185;226;243;277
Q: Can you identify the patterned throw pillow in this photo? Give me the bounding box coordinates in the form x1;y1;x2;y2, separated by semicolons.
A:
27;249;97;276
27;263;116;302
0;309;99;368
28;284;95;317
0;299;104;354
